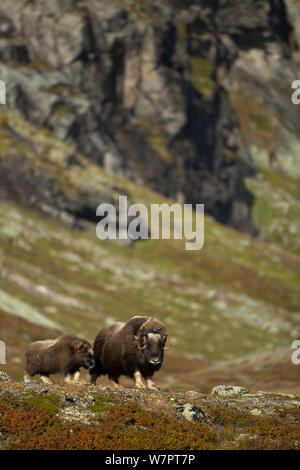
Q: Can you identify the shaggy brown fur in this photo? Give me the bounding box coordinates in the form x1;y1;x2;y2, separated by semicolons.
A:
90;316;168;389
24;335;95;384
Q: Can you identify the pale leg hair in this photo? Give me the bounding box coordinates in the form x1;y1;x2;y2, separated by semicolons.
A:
134;371;146;389
64;374;73;384
73;371;80;382
24;372;31;383
110;378;124;390
40;375;52;385
146;377;159;390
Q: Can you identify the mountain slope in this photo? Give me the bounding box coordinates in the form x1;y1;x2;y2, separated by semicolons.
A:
0;109;299;387
0;1;299;392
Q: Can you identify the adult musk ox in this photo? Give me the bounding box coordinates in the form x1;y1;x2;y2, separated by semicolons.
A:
24;335;95;384
90;316;168;390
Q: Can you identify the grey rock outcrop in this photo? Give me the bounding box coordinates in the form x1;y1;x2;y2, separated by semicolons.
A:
0;0;299;234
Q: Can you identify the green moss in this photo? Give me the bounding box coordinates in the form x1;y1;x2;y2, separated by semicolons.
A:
51;104;72;118
0;391;59;415
40;85;75;97
176;24;187;40
129;0;160;22
245;168;300;254
137;118;173;162
91;397;108;413
22;394;60;414
26;59;51;71
190;57;215;98
249;112;273;133
258;168;300;200
228;89;277;152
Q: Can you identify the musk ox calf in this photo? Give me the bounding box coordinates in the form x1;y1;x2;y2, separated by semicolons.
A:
24;335;95;384
90;316;168;390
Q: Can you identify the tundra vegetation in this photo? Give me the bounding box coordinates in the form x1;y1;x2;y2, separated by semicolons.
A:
0;373;299;450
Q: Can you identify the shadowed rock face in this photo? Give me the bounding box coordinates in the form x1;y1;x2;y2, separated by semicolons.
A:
0;0;299;234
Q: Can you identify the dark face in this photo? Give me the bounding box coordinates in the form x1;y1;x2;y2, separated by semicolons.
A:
73;341;95;369
138;332;167;367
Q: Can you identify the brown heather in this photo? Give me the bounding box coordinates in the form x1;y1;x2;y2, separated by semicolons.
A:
0;378;299;450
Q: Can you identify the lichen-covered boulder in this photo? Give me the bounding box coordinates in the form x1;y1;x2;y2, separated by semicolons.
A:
211;385;249;396
176;402;206;422
0;371;14;383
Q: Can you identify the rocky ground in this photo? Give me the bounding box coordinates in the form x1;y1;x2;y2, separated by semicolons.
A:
0;371;299;450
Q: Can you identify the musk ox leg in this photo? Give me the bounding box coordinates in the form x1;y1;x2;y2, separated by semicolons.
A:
90;370;99;385
109;377;124;390
24;372;32;383
64;374;74;384
40;375;52;385
63;372;80;384
89;360;102;386
134;371;146;389
146;377;160;390
112;381;124;390
73;371;80;383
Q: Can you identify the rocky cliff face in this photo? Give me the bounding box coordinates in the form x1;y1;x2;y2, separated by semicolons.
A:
0;0;299;234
